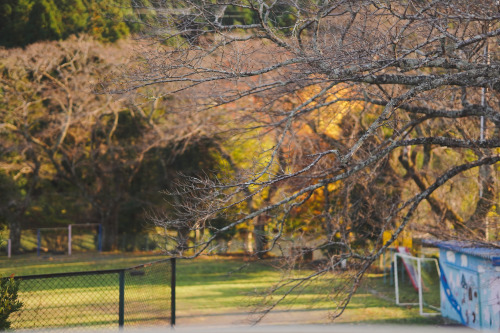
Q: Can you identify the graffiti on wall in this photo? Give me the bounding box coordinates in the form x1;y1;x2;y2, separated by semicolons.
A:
441;266;481;329
442;262;500;331
484;275;500;331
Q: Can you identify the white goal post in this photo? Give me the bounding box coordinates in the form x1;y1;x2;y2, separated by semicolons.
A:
37;224;102;256
4;238;11;258
68;224;102;255
394;252;441;316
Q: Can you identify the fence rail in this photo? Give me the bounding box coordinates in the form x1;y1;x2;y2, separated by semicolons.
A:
6;258;176;330
0;231;170;256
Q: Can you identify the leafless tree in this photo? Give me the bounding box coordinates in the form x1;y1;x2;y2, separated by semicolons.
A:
0;37;220;251
105;0;500;319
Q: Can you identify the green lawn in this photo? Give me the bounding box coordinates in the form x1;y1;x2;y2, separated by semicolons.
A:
0;252;166;276
174;258;444;325
0;253;446;328
1;253;173;329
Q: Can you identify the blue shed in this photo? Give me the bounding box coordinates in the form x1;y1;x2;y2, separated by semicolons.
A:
431;241;500;331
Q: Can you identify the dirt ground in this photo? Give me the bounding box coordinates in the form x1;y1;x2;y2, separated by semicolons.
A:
177;308;333;327
170;309;471;333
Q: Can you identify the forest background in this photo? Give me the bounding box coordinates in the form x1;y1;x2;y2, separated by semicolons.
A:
0;0;275;253
0;0;499;258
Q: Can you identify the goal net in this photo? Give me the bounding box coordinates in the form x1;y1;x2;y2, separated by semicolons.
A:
394;251;441;316
69;224;102;254
38;228;68;255
37;224;102;256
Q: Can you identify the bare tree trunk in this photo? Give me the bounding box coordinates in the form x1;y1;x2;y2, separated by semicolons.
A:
468;164;496;238
176;227;190;253
246;230;253;253
9;155;40;254
253;216;267;258
9;219;21;254
398;150;467;231
100;203;120;251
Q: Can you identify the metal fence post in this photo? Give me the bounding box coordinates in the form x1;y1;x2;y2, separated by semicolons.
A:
98;224;103;252
170;258;176;327
68;225;72;256
119;270;125;329
37;229;41;256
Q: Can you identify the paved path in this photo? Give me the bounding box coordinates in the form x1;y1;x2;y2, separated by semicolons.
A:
122;323;473;333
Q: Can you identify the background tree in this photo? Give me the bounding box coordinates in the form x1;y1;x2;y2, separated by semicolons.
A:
0;37;222;252
0;0;134;47
103;0;500;319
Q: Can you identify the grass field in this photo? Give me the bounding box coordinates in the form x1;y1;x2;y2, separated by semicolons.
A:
0;253;446;328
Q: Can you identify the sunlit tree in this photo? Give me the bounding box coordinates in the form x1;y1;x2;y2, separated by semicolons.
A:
103;0;500;319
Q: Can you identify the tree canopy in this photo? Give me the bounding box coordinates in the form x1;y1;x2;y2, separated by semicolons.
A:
102;0;500;319
0;37;224;252
0;0;132;47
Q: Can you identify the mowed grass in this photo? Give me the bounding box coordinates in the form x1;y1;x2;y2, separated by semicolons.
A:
174;258;444;325
0;253;446;327
0;252;166;276
1;253;172;329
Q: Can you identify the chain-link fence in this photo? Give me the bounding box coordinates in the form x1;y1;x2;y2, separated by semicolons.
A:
0;230;170;257
7;258;175;330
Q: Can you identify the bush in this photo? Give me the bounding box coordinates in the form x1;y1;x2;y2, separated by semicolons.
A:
0;276;22;330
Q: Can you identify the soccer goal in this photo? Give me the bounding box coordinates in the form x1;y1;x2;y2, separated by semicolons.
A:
394;250;441;316
37;227;69;255
68;224;102;255
37;224;102;256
